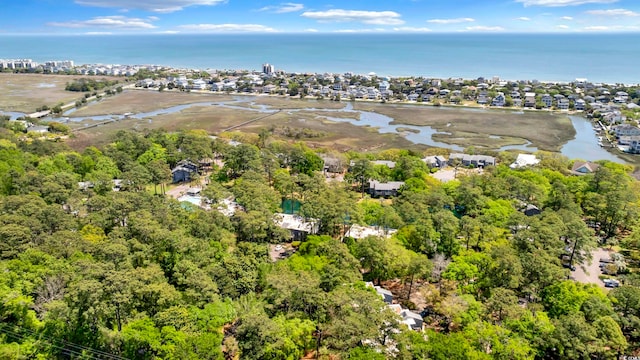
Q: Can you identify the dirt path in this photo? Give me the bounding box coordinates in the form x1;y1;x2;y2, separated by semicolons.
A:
166;183;192;199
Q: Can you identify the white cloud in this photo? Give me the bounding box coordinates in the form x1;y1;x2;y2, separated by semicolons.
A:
85;31;113;35
301;9;404;25
304;28;318;32
465;25;505;31
557;24;570;28
260;3;304;13
427;17;475;24
583;25;614;30
48;16;157;29
561;16;574;20
75;0;225;13
516;0;618;7
393;27;432;32
585;8;639;16
333;28;386;33
179;23;278;32
515;16;531;20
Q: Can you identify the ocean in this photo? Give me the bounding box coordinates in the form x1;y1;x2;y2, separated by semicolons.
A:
1;33;639;84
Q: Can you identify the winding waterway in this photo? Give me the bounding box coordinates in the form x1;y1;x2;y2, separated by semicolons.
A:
2;95;626;163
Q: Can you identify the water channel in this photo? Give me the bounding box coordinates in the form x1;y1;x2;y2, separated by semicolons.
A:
2;96;626;163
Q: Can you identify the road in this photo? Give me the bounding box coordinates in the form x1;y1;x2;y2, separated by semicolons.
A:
572;248;612;290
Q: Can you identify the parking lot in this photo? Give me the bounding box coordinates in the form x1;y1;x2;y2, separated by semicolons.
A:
572;248;613;290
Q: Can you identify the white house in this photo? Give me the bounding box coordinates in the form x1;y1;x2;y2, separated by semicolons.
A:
613;124;640;138
510;154;540;169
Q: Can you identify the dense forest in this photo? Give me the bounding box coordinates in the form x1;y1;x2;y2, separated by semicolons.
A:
0;125;639;359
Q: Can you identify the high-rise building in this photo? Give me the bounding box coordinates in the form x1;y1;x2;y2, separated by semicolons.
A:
262;63;275;75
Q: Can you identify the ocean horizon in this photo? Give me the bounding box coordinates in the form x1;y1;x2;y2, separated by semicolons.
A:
1;33;639;84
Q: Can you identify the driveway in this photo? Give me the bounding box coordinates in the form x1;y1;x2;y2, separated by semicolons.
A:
572;248;613;290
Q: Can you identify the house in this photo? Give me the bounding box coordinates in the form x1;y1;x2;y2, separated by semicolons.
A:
375;286;393;304
27;125;49;134
523;204;541;216
400;309;424;331
448;153;496;168
366;282;394;304
321;155;344;174
190;79;208;90
575;99;586;111
171;160;199;183
524;92;536;108
625;136;640;153
541;94;552;108
263;84;277;94
344;224;397;239
477;92;489;105
211;82;225;91
558;98;570;110
371;160;396;169
510;154;540;169
491;92;506;107
274;213;319;241
612;124;640;138
422;155;447;168
379;81;390;93
618;135;640;146
571;161;600;175
368;180;405;197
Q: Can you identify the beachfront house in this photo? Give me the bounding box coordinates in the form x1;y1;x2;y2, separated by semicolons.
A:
367;180;405;197
541;94;552;108
575;99;586;111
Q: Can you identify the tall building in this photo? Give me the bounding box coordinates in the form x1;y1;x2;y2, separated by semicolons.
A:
262;63;275;75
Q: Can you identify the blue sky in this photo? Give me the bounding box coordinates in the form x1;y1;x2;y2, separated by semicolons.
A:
2;0;639;34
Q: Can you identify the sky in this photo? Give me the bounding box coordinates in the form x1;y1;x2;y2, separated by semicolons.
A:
1;0;640;35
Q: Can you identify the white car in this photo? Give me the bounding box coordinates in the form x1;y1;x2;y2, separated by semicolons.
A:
603;279;620;288
275;245;283;251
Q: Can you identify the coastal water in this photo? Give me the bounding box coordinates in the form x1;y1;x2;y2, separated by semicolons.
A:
1;34;639;84
34;94;620;162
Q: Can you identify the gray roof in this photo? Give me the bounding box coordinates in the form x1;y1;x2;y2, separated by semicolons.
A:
369;180;405;191
372;160;396;169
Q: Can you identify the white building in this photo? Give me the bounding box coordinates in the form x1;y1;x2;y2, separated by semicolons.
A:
510;154;540;169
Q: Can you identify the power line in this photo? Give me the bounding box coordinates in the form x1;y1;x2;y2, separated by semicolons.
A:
0;323;130;360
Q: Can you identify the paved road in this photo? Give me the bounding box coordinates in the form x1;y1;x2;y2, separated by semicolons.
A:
572;248;612;290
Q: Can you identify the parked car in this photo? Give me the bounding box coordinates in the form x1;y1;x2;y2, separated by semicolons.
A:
603;279;620;288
